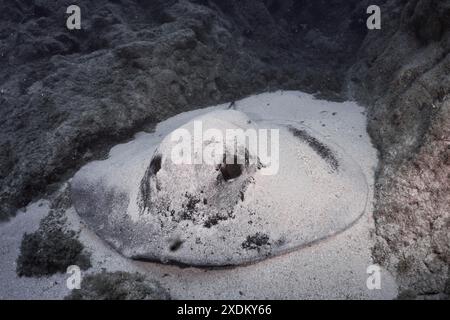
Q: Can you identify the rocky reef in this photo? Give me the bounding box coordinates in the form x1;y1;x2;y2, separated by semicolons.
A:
348;0;449;298
65;271;170;300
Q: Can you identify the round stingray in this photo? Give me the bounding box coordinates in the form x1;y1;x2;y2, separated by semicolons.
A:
71;109;368;266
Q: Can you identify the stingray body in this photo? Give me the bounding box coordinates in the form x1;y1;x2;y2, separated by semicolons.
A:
71;99;368;266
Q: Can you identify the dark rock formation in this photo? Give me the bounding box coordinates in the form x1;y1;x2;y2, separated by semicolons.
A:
349;0;449;298
65;271;170;300
16;190;91;277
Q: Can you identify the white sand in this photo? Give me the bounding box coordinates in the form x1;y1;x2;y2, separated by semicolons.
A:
0;91;398;299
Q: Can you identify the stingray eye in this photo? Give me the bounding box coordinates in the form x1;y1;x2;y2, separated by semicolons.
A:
220;163;243;181
219;154;243;181
149;154;162;175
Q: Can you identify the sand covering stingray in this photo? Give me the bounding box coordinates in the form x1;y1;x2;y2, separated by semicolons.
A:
71;95;368;267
